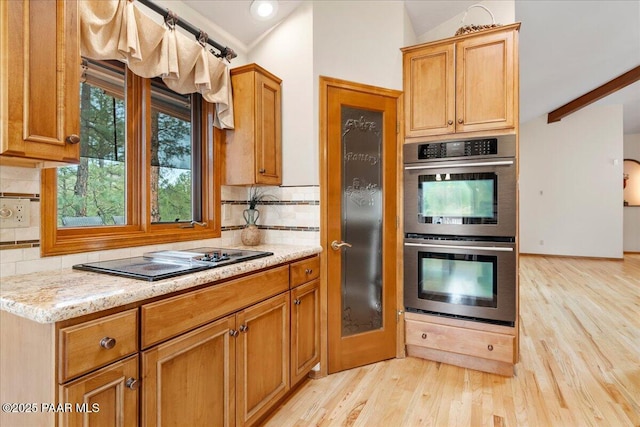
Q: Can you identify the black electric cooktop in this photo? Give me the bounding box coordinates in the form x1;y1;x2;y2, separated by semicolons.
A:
72;248;274;281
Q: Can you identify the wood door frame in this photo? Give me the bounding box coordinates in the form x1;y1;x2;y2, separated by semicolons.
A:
318;76;405;377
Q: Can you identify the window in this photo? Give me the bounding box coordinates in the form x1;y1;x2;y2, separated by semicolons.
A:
42;59;221;256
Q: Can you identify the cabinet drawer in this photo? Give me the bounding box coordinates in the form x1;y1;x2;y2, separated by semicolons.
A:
142;265;289;348
290;256;320;288
59;309;138;382
406;319;514;364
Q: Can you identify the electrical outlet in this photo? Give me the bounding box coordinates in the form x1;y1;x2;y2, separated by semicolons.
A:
0;198;31;228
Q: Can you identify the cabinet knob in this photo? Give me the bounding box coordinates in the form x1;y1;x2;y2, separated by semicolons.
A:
65;134;80;144
305;268;313;274
100;337;116;349
125;378;140;390
457;118;464;124
230;329;239;337
258;168;266;174
447;120;453;125
239;324;249;332
294;299;301;305
421;333;427;340
487;344;494;351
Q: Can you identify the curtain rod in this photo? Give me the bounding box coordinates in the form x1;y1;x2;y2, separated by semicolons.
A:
137;0;237;62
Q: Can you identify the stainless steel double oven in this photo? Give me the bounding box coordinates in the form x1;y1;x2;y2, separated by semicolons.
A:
403;135;517;326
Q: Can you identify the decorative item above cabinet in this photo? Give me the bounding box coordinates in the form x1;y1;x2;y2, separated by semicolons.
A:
1;0;80;167
402;23;520;141
223;63;282;186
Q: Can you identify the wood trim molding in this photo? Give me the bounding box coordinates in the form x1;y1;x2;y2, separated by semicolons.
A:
547;65;640;123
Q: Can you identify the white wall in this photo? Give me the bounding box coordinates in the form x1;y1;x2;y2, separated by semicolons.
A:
248;3;315;186
312;1;406;92
623;133;640;252
519;104;624;258
418;0;515;43
248;1;410;185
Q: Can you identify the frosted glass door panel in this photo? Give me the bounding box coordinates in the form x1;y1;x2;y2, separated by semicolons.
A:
341;107;383;337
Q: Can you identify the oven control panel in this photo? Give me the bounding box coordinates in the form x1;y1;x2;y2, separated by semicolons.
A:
418;138;498;159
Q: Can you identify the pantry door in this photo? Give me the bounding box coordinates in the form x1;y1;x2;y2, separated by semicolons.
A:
321;77;401;373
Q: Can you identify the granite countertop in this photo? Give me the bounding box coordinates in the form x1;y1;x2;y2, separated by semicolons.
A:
0;244;322;324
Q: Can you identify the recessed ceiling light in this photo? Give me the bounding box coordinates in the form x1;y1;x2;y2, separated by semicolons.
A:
250;0;278;20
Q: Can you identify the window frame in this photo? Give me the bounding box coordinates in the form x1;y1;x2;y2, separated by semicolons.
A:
41;68;222;256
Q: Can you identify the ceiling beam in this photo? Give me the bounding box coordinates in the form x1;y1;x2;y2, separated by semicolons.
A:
547;65;640;124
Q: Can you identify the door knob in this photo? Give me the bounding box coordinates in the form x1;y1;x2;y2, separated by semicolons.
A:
331;240;352;251
65;134;80;144
126;378;140;390
100;337;116;349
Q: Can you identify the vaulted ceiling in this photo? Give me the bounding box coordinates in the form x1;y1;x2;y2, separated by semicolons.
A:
180;0;640;134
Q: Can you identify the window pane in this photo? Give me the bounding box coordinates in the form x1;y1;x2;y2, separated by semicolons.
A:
57;60;126;227
150;80;193;224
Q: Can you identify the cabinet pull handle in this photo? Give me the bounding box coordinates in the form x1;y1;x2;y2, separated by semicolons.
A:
487;344;494;351
305;268;313;274
421;333;427;340
239;324;249;332
65;134;80;144
447;120;453;125
294;299;301;305
458;118;464;124
259;168;266;174
100;337;116;349
125;378;140;390
230;329;239;337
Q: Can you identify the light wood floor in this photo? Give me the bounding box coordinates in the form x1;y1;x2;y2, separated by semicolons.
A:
264;254;640;426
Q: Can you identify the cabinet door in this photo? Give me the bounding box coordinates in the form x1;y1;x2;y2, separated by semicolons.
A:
224;64;281;186
236;293;290;426
290;279;320;385
403;43;455;138
2;0;79;164
141;316;236;427
254;71;282;185
455;29;516;133
59;355;138;427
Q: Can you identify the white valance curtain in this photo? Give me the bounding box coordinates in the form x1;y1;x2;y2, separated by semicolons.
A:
80;0;234;129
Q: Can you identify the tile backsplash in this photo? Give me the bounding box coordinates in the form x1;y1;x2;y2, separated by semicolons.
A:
0;165;319;278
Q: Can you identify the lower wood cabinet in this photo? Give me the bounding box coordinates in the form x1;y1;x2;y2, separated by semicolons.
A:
1;255;321;427
142;292;290;427
141;316;236;426
59;355;139;427
290;279;320;385
236;292;290;426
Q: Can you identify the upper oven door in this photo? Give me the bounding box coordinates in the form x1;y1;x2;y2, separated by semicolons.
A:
404;157;516;237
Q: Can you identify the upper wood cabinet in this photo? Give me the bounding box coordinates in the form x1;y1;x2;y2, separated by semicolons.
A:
224;64;282;186
402;23;520;140
1;0;80;166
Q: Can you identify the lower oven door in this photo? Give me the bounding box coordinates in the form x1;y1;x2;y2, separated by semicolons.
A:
403;237;516;325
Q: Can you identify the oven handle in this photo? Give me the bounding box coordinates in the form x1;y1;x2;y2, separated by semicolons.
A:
404;242;514;252
404;160;514;170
